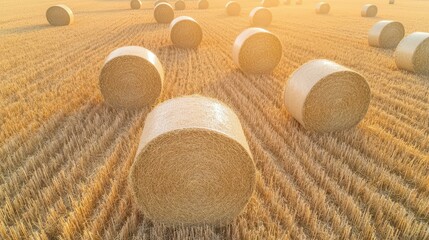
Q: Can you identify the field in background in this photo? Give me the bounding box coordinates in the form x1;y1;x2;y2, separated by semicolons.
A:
1;0;428;239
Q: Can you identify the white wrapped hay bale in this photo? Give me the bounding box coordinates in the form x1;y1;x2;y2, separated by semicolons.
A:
130;0;142;9
284;59;371;132
46;5;74;26
233;28;282;74
261;0;280;8
129;95;256;225
249;7;272;27
368;20;404;48
361;4;377;17
394;32;429;74
198;0;209;9
315;2;330;14
99;46;164;109
175;0;186;10
154;3;174;23
226;1;241;16
170;16;203;48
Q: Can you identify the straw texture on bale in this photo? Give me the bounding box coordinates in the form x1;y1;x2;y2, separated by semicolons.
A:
361;4;377;17
99;46;164;109
315;2;330;14
284;59;371;133
154;3;174;23
198;0;209;9
394;32;429;74
174;0;186;10
154;0;168;6
233;28;282;74
368;20;404;48
249;7;272;27
129;95;256;226
46;5;74;26
170;16;202;48
130;0;142;9
262;0;280;8
226;1;241;16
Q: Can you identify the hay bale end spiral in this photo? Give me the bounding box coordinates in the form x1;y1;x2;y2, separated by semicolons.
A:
154;2;174;23
170;16;203;48
46;5;74;26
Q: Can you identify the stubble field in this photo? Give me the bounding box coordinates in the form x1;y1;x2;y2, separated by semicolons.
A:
0;0;428;239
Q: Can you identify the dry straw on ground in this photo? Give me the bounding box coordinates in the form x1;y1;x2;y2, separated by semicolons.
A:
249;7;272;27
394;32;429;74
284;59;371;133
368;20;405;48
99;46;164;109
174;0;186;10
233;28;282;74
129;95;256;226
225;1;241;16
315;2;330;14
46;5;74;26
130;0;142;9
198;0;209;9
154;3;174;23
361;4;377;17
261;0;280;8
170;16;202;48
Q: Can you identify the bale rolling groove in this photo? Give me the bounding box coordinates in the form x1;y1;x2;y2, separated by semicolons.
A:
225;1;241;16
315;2;330;14
129;95;256;225
394;32;429;74
130;0;142;9
170;16;203;48
368;20;405;48
2;0;429;239
249;7;272;27
154;3;174;23
198;0;209;9
284;59;371;132
99;46;164;109
46;5;74;26
361;4;377;17
174;0;185;10
233;28;282;74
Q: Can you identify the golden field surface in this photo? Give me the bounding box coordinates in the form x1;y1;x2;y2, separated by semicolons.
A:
1;0;428;239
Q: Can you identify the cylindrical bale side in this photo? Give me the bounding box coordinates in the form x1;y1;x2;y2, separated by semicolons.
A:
368;20;405;48
361;4;377;17
315;2;330;14
394;32;429;74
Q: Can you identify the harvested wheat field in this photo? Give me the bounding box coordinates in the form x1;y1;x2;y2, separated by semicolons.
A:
1;0;429;239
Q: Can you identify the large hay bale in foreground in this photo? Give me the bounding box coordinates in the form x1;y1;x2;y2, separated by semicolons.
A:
226;1;241;16
284;59;371;132
46;5;74;26
174;0;186;10
315;2;330;14
233;28;282;74
129;95;256;226
368;20;404;48
99;46;164;109
261;0;280;8
154;3;174;23
130;0;142;9
394;32;429;74
249;7;272;27
170;16;203;48
361;4;377;17
198;0;209;9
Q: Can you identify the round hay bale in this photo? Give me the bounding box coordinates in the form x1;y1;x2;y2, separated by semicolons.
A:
389;0;394;4
261;0;280;7
226;1;241;16
394;32;429;74
99;46;164;109
315;2;330;14
154;3;174;23
233;28;282;74
154;0;168;7
368;20;404;48
283;59;371;133
296;0;302;5
170;16;203;48
46;5;74;26
129;95;256;226
284;0;291;5
361;4;377;17
130;0;142;9
198;0;209;9
249;7;272;27
174;0;186;10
